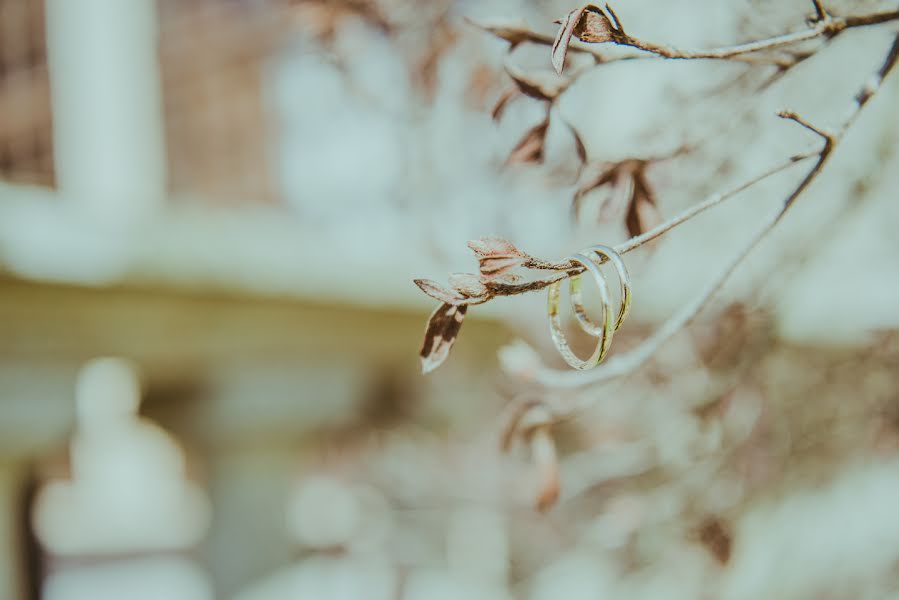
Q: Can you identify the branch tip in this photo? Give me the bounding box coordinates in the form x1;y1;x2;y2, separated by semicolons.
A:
777;110;834;143
811;0;829;22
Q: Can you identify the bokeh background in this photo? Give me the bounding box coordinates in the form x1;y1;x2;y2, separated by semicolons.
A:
1;0;899;598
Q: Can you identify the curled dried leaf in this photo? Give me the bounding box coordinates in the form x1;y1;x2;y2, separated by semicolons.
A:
530;426;560;512
572;159;661;236
572;161;628;222
468;235;524;259
414;279;468;305
419;303;468;374
480;256;526;279
552;4;625;74
562;120;589;173
491;87;521;121
626;167;662;238
465;17;543;49
505;119;549;166
468;236;527;280
490;272;523;285
448;272;489;298
505;63;571;102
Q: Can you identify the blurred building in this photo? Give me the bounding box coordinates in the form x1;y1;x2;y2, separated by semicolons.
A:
0;0;510;597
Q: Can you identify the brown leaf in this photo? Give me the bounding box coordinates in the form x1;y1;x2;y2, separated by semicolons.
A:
467;235;523;259
491;88;521;121
414;279;468;305
552;4;624;74
415;22;459;101
468;236;526;280
575;5;620;42
571;162;621;221
505;64;570;102
697;517;732;565
465;18;542;49
530;427;560;512
448;272;489;298
480;256;525;278
572;159;661;234
625;167;662;238
564;121;589;172
490;272;523;284
505;119;549;166
419;303;468;374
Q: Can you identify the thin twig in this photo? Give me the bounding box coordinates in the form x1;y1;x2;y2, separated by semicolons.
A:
484;152;816;297
778;110;834;142
616;7;899;63
811;0;829;22
534;32;899;397
624;8;899;61
473;7;899;64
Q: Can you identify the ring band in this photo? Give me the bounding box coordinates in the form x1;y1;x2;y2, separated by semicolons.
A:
569;244;631;335
547;253;615;370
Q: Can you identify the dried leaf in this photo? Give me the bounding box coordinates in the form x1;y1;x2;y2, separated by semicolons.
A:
465;17;542;49
628;196;663;238
468;236;526;280
571;162;620;221
491;88;521;121
448;272;488;298
505;64;570;102
697;517;732;565
625;168;662;237
490;272;523;284
414;279;468;305
416;22;459;101
564;121;589;173
480;256;525;278
531;427;560;512
575;5;618;42
505;119;549;166
467;235;523;259
419;302;468;374
552;4;623;74
572;159;660;234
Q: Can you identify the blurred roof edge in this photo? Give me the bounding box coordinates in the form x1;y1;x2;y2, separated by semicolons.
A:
0;181;493;318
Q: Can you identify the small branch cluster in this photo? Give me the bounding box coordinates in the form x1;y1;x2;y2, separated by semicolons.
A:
414;1;899;510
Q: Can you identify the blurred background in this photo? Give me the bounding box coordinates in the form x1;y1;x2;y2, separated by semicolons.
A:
1;0;898;598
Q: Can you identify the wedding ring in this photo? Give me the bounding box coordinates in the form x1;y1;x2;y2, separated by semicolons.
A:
569;244;631;335
547;252;615;370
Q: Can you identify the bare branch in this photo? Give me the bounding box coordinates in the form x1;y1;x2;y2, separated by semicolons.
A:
478;7;899;66
534;32;899;398
599;7;899;61
811;0;829;22
481;152;816;297
778;109;834;143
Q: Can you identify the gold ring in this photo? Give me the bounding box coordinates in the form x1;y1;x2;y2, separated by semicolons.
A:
569;244;631;335
547;253;615;370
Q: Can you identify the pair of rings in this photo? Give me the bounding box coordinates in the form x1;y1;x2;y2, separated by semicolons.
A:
547;245;631;370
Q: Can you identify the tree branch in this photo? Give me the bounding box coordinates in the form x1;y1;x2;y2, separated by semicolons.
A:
483;151;816;297
533;32;899;399
616;6;899;68
474;7;899;66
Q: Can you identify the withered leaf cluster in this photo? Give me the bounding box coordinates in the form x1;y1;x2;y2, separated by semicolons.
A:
416;237;528;372
496;64;577;167
573;159;662;237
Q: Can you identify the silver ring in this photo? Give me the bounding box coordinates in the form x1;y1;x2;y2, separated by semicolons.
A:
569;244;631;335
547;253;615;370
